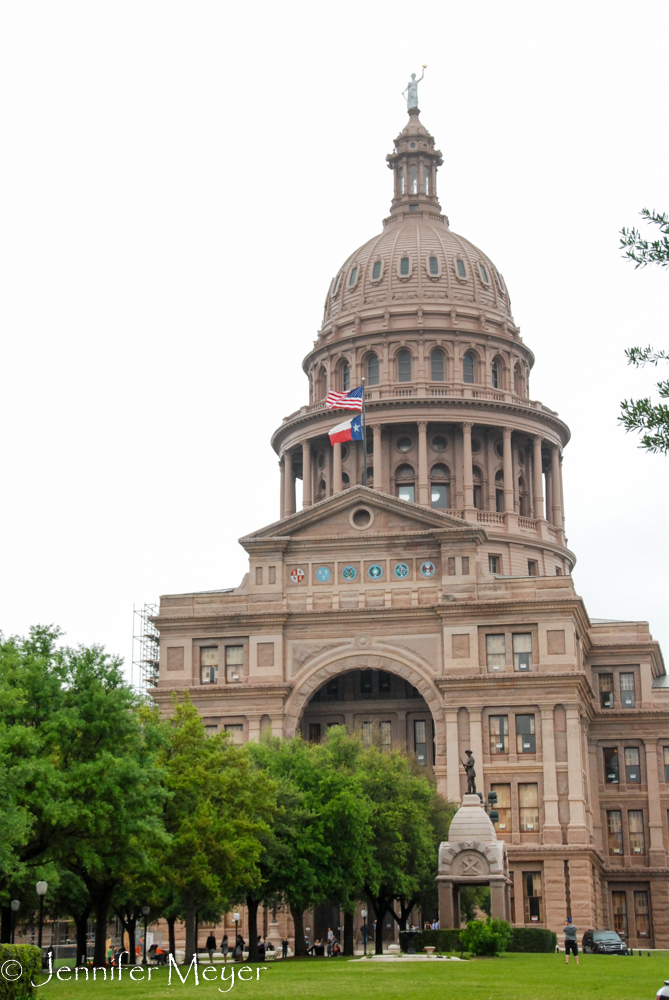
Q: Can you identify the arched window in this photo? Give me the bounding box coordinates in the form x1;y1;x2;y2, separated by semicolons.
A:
430;463;450;509
367;353;379;386
341;361;350;391
410;165;418;195
400;256;410;276
397;349;412;382
431;349;445;381
463;352;476;384
423;166;430;195
495;470;504;513
395;463;415;503
518;476;528;517
349;267;358;287
372;260;382;280
479;263;489;284
398;168;405;195
491;357;501;390
428;256;439;275
514;362;525;397
316;366;327;400
473;466;483;510
456;258;467;279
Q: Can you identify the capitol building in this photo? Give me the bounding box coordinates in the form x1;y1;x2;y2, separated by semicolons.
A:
152;99;669;949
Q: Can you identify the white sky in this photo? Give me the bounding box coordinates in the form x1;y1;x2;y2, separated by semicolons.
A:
0;1;667;677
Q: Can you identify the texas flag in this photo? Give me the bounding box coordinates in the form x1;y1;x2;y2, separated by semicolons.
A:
329;414;363;444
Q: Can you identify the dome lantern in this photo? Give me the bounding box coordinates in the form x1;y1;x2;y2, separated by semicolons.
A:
385;108;444;222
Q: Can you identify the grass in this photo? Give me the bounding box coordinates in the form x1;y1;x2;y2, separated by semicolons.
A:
36;952;669;1000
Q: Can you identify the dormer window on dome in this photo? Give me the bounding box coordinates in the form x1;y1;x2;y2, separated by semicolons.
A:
349;266;358;287
429;255;439;275
400;256;410;276
479;263;490;284
456;258;467;279
372;260;382;280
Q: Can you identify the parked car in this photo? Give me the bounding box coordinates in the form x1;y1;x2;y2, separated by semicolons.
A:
655;981;669;999
581;929;628;954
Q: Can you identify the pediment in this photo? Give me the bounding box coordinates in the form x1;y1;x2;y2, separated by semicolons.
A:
240;486;486;550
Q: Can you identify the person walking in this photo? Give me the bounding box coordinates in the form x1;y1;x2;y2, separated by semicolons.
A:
563;917;579;965
281;938;289;960
220;934;229;964
206;934;217;964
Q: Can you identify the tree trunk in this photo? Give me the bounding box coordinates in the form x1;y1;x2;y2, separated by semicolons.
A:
246;897;260;962
74;906;91;967
127;916;136;966
289;903;307;957
367;894;387;956
0;905;11;944
184;905;196;963
92;886;114;967
167;917;176;961
343;910;354;956
195;912;199;963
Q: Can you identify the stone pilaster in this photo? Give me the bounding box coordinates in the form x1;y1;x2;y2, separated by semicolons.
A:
542;857;567;936
645;741;666;866
539;704;562;844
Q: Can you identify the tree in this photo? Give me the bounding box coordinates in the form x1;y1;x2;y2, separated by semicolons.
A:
160;696;274;961
619;210;669;454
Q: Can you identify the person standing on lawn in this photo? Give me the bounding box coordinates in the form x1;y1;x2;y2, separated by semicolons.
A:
206;933;217;964
220;934;229;964
563;917;579;965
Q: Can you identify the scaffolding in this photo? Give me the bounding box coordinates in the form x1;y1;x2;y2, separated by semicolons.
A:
132;603;160;690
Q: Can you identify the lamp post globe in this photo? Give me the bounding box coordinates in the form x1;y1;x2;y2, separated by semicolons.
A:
142;907;150;966
35;881;48;951
10;900;20;945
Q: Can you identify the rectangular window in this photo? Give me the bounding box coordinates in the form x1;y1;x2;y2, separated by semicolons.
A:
625;747;641;784
523;872;542;923
527;560;538;577
486;634;506;672
600;673;614;709
326;678;339;700
397;483;415;502
380;721;392;750
491;783;511;833
225;645;243;683
634;891;650;938
489;555;500;574
204;724;218;735
360;670;373;695
620;672;636;708
489;715;509;755
362;721;372;746
516;714;536;753
447;556;456;575
255;566;263;585
379;671;391;694
664;747;669;782
604;747;620;784
431;484;448;509
629;810;645;855
607;810;623;855
224;723;244;745
513;633;532;671
200;647;219;684
414;719;427;766
473;485;483;510
308;723;321;745
519;783;539;832
612;892;628;937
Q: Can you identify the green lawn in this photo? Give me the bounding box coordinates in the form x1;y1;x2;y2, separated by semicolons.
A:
36;953;669;1000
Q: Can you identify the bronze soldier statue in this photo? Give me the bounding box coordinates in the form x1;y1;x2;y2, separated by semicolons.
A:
461;749;476;794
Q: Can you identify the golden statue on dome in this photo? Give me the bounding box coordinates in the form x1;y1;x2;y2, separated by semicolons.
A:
403;65;427;110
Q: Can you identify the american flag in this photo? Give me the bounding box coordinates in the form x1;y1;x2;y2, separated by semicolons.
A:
326;385;364;411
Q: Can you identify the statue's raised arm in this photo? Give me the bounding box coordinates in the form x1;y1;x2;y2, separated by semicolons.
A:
403;66;426;110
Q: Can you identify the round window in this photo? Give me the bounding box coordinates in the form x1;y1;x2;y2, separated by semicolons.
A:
396;435;413;452
495;441;504;459
432;435;448;452
341;444;349;461
352;508;371;528
471;437;481;453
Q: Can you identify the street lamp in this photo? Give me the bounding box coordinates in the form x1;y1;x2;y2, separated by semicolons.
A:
142;907;150;966
361;909;368;956
10;900;20;944
36;881;48;951
233;913;239;959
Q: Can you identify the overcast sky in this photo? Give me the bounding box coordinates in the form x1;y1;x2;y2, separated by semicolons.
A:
0;1;667;679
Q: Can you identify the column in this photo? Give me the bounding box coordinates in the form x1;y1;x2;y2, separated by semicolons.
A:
446;710;461;802
539;705;562;843
545;469;553;525
302;441;312;508
279;459;285;519
417;421;429;506
283;450;295;516
532;436;544;519
486;433;496;511
438;881;457;929
503;427;514;512
644;741;667;865
462;422;474;511
565;706;587;844
490;881;508;922
333;441;343;493
372;423;382;491
551;446;563;529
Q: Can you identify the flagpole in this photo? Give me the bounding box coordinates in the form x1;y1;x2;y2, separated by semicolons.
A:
361;378;367;488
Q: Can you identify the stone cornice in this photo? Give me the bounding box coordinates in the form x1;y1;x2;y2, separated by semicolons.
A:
154;612;289;631
150;683;293;703
436;595;591;633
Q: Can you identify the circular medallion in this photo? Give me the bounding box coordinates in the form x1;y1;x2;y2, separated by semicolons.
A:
341;565;357;581
394;562;410;579
420;561;436;578
315;566;331;583
289;568;305;584
368;564;383;580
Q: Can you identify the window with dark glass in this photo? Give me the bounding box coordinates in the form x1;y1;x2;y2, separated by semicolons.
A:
367;353;380;385
396;463;415;503
634;891;650;937
523;872;542;922
429;255;438;275
612;892;627;936
326;678;340;701
349;267;358;287
308;723;321;745
431;349;445;381
463;352;475;383
519;784;539;832
225;645;243;684
372;260;382;280
625;747;640;783
528;560;538;577
400;256;410;276
604;747;620;783
620;672;636;708
380;721;392;750
489;715;509;754
489;555;501;575
342;361;350;391
600;673;614;709
431;484;449;509
664;747;669;782
398;349;412;381
362;721;372;746
513;633;532;671
479;262;489;283
491;784;511;832
360;670;373;695
629;810;645;855
456;258;466;279
201;647;219;685
224;723;244;745
379;671;391;694
414;719;427;765
516;715;536;753
607;810;623;855
486;633;505;670
492;358;500;389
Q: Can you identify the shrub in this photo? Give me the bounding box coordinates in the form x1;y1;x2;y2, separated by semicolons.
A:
459;918;512;956
507;927;557;953
399;924;557;955
0;945;42;1000
399;929;462;953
